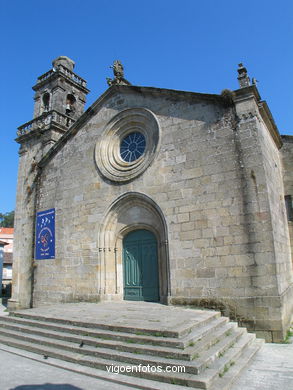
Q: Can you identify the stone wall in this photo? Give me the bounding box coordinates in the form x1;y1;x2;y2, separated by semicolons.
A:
251;116;293;341
34;88;233;305
9;137;43;309
281;136;293;261
25;85;293;341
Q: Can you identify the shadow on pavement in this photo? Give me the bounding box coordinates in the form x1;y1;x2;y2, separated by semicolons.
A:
10;384;83;390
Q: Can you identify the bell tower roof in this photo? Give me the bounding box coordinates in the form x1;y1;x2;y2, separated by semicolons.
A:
52;56;75;71
33;56;88;94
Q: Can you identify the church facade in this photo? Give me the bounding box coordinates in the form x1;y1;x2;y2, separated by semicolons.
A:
10;56;293;342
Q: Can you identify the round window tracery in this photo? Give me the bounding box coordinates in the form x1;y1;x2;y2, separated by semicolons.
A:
120;132;146;162
95;108;160;182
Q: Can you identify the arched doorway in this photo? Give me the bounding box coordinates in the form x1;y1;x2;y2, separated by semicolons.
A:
123;229;159;302
98;192;170;303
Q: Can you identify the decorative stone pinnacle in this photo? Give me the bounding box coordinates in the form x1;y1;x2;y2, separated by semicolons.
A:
106;60;132;87
237;63;251;88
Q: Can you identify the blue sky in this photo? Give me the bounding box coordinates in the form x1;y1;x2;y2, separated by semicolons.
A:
1;0;292;213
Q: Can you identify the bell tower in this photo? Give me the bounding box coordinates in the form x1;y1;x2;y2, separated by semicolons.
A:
32;56;88;120
17;56;89;153
9;57;89;310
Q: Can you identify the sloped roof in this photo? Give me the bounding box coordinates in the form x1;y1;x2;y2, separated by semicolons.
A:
0;228;14;235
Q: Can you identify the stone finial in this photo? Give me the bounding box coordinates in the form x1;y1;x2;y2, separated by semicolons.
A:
237;63;250;88
52;56;75;71
111;60;124;79
106;60;131;86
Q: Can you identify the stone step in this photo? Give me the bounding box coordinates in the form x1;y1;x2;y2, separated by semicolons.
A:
177;316;230;349
0;315;184;348
1;303;264;389
182;321;237;360
0;343;199;390
209;339;264;390
0;324;187;361
0;332;260;389
0;326;233;372
115;332;257;387
0;316;235;361
131;333;257;388
194;333;257;388
10;309;221;338
0;314;227;350
191;327;246;374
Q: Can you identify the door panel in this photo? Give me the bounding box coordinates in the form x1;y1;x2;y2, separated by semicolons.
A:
123;230;159;302
123;244;142;300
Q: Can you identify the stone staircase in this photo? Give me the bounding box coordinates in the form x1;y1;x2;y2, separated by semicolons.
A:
0;303;263;390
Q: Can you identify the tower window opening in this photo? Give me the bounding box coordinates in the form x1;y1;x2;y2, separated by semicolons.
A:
285;195;293;222
66;94;76;115
42;93;50;112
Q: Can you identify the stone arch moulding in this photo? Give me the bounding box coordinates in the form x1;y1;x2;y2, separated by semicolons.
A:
98;192;170;304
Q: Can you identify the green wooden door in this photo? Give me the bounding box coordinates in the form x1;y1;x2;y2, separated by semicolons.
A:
123;229;159;302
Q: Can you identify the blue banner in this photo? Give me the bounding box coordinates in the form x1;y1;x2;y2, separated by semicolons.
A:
35;208;55;259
